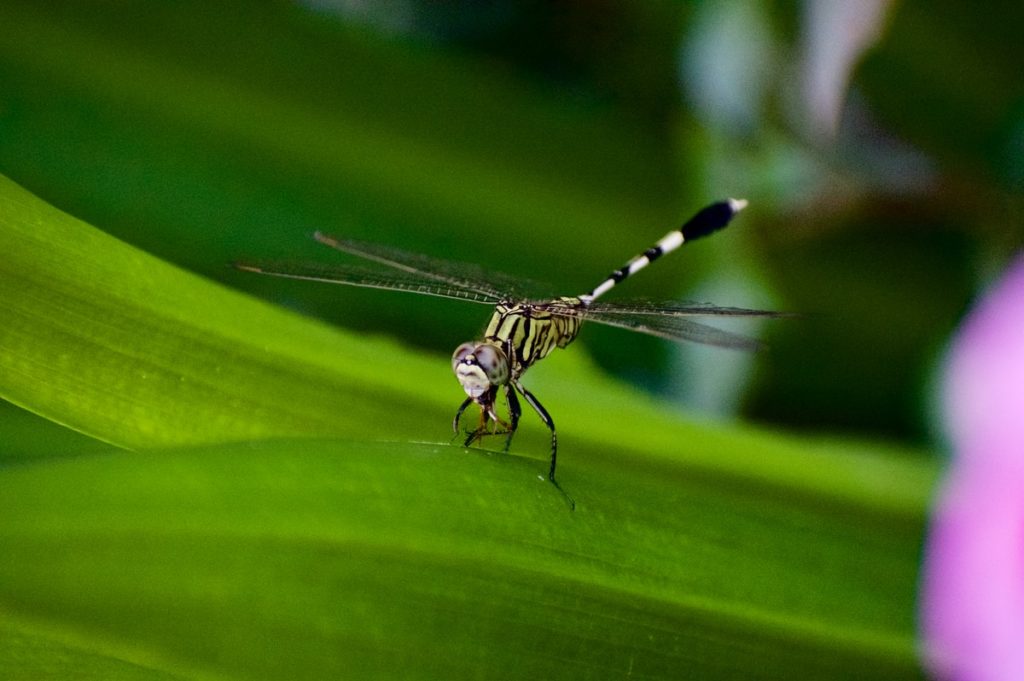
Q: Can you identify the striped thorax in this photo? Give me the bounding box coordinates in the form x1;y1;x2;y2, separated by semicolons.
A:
452;296;583;403
484;297;584;374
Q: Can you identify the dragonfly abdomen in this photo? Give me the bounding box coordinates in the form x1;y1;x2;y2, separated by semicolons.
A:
579;198;747;304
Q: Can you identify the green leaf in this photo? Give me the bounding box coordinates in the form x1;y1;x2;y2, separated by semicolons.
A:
2;440;926;681
0;616;189;681
0;174;933;679
0;173;444;448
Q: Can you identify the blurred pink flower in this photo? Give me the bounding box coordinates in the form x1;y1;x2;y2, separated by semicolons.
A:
922;255;1024;680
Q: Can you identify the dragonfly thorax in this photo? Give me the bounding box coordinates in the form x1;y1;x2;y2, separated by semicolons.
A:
452;341;509;399
483;298;584;377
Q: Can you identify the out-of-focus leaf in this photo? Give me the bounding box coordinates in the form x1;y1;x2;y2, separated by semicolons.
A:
858;1;1024;186
0;173;443;448
2;438;929;681
0;617;188;681
0;401;110;465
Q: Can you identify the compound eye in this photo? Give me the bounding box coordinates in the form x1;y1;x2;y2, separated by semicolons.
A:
451;342;476;372
473;344;507;382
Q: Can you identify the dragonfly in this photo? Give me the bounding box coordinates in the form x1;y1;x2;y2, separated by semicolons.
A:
236;199;784;509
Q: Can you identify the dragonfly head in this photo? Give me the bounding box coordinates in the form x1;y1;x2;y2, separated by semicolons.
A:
452;341;509;400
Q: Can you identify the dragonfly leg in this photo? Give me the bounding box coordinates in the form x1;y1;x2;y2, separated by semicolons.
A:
485;405;512;435
463;405;488;447
452;396;473;436
461;388;512;447
502;384;521;453
513;380;574;511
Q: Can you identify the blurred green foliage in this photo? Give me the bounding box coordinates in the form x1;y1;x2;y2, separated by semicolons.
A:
0;0;1021;677
1;0;1020;444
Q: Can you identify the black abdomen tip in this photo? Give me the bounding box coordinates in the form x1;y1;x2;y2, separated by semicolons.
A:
680;198;747;241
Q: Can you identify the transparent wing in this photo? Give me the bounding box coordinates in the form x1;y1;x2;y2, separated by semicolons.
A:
238;232;788;348
580;310;766;350
312;232;553;299
233;260;502;305
583;299;792;319
536;299;784;349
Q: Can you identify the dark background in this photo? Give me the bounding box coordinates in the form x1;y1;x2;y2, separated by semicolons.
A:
1;0;1021;449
